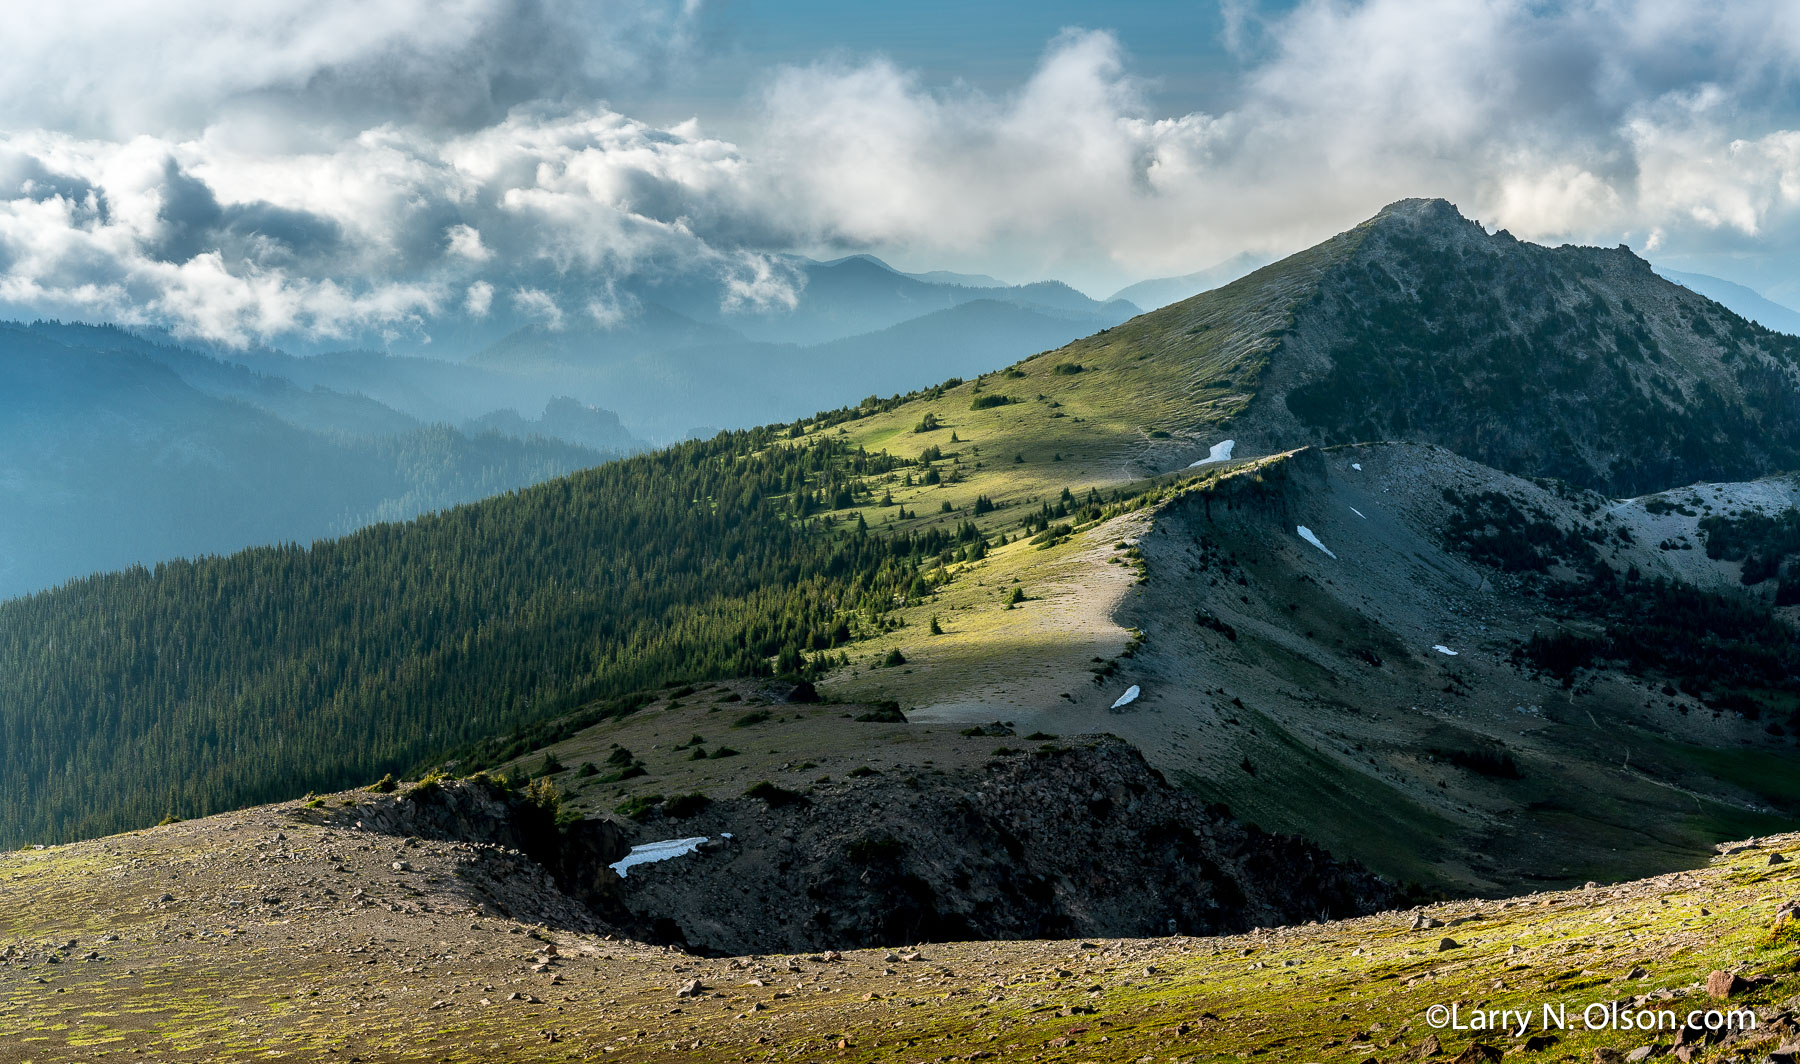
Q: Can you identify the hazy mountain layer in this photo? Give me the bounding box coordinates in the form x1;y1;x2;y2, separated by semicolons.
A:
468;297;1136;439
1107;251;1270;310
1658;267;1800;336
0;323;617;599
650;254;1139;346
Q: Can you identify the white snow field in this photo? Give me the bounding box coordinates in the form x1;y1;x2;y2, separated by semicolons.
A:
1296;526;1337;559
609;835;732;877
1189;440;1236;467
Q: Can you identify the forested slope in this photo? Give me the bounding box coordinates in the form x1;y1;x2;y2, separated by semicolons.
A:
0;425;983;844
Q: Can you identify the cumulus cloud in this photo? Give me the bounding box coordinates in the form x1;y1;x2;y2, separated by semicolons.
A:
9;0;1800;344
464;280;495;317
0;0;702;138
0;107;800;345
445;224;492;262
510;286;565;329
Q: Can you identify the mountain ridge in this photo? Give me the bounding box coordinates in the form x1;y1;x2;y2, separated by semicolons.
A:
4;767;1797;1062
8;197;1800;891
1080;196;1800;495
0;323;628;600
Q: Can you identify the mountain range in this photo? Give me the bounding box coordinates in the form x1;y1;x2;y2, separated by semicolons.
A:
0;255;1144;597
1106;250;1271;309
7;198;1800;1052
7;195;1800;871
0;322;619;600
1657;267;1800;336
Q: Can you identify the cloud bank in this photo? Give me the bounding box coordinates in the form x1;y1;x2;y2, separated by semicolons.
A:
759;1;1800;285
6;0;1800;346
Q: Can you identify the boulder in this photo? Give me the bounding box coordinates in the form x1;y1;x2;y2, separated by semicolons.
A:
1706;970;1746;1000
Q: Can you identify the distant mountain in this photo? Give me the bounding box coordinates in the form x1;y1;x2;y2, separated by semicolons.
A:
770;296;1135;418
205;253;1139;447
27;321;423;438
466;396;641;453
1108;252;1269;310
1656;268;1800;336
751;256;988;344
221;346;605;429
467;303;746;370
815;254;1007;289
898;268;1008;288
996;280;1138;319
636;254;1136;347
0;323;622;599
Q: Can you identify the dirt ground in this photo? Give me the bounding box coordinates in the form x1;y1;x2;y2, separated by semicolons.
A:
3;794;1798;1064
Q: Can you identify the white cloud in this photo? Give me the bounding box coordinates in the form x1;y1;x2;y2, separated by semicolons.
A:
464;280;495;316
720;252;803;313
445;224;492;262
0;107;798;345
511;286;565;329
747;2;1800;288
0;0;703;138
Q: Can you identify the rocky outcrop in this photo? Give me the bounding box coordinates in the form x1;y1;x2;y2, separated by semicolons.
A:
326;779;631;925
602;739;1395;955
314;753;1392;956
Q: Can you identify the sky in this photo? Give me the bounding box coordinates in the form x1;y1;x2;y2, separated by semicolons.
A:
5;0;1800;349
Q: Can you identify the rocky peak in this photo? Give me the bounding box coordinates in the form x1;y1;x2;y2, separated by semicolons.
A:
1213;196;1800;495
1366;196;1474;231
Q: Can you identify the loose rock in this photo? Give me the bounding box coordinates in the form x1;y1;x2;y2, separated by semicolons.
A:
1706;971;1745;1000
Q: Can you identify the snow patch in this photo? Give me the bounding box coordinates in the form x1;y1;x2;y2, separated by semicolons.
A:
1351;463;1362;471
1349;506;1366;519
1188;440;1236;467
610;836;709;878
1111;684;1141;709
1296;526;1337;559
1432;645;1459;656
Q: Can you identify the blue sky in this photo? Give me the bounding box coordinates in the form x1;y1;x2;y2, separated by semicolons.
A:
4;1;1800;348
621;1;1269;129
